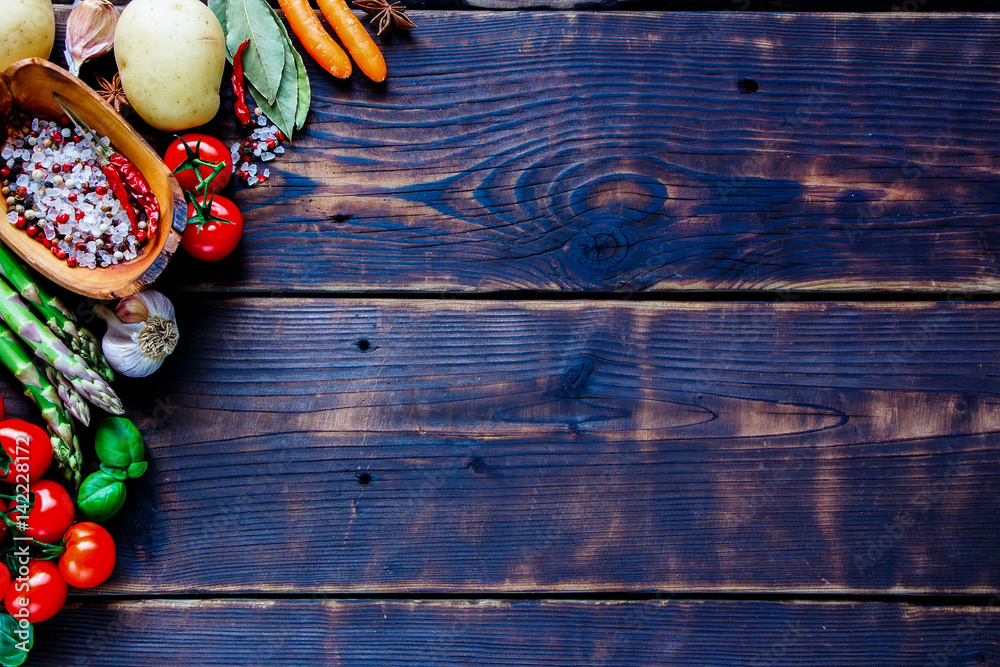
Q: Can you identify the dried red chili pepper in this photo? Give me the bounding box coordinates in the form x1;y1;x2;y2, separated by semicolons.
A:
109;153;160;237
101;164;140;235
54;94;160;240
232;39;252;127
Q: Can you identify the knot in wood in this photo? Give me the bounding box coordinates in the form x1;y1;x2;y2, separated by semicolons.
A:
576;224;630;269
562;360;593;398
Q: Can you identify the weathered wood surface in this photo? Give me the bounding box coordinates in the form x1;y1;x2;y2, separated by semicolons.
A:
50;11;1000;294
26;599;1000;666
13;298;984;595
123;12;1000;294
26;9;1000;667
50;0;1000;8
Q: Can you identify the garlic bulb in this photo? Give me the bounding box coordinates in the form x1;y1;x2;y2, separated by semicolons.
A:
96;290;178;378
64;0;120;77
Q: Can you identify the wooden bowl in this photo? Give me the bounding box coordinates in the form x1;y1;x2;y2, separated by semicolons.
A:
0;58;186;300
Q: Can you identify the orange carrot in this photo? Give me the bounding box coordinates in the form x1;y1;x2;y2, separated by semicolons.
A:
276;0;352;79
315;0;387;83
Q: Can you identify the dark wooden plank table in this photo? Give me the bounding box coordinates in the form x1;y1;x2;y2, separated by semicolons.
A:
11;3;1000;665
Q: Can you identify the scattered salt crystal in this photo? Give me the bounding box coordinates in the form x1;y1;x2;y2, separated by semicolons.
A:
274;146;284;154
6;212;16;224
257;116;266;127
247;163;257;176
247;175;258;186
261;152;275;162
263;168;270;178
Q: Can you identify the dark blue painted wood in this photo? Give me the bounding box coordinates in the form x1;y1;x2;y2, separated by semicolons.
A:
130;12;1000;294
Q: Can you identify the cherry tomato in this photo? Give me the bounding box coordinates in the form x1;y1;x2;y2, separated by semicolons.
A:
59;522;116;589
8;480;75;544
164;134;233;195
0;564;10;600
5;559;67;623
0;419;52;484
0;498;9;544
182;194;243;261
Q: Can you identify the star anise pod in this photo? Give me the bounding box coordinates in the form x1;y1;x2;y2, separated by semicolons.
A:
352;0;416;37
95;73;130;114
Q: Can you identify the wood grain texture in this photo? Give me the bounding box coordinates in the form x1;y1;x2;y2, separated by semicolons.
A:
25;598;1000;666
28;298;992;595
120;11;1000;294
49;0;1000;13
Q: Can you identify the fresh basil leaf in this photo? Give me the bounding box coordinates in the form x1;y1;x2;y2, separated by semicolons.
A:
126;461;148;479
0;614;31;667
78;471;126;523
248;80;295;144
226;0;286;105
94;417;145;469
264;1;310;130
100;464;128;481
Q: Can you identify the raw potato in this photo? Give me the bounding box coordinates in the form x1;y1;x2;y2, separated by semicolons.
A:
0;0;54;72
114;0;226;131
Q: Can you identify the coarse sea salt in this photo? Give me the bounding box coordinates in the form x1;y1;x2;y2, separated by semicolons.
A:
1;117;150;269
233;121;282;187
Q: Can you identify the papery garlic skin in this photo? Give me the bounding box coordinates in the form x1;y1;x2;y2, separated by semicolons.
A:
99;290;178;378
64;0;119;77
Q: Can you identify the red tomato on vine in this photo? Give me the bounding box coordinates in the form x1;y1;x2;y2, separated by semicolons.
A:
5;559;67;623
182;194;244;261
164;134;234;196
59;522;116;589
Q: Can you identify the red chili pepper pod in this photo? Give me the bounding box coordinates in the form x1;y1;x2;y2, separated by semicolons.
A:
108;153;160;237
101;164;140;235
233;39;253;127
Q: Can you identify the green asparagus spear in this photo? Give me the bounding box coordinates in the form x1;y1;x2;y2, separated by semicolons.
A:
0;280;122;415
0;244;114;382
0;324;82;487
44;366;91;427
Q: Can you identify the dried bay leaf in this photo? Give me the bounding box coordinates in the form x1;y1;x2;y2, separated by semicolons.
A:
225;0;286;104
248;80;296;142
264;1;311;130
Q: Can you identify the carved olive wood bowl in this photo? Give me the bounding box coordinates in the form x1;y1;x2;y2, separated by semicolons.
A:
0;58;185;300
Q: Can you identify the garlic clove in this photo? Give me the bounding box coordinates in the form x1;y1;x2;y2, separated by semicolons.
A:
64;0;120;78
114;292;149;324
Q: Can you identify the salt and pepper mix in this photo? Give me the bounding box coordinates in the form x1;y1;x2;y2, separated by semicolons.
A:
1;116;151;269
